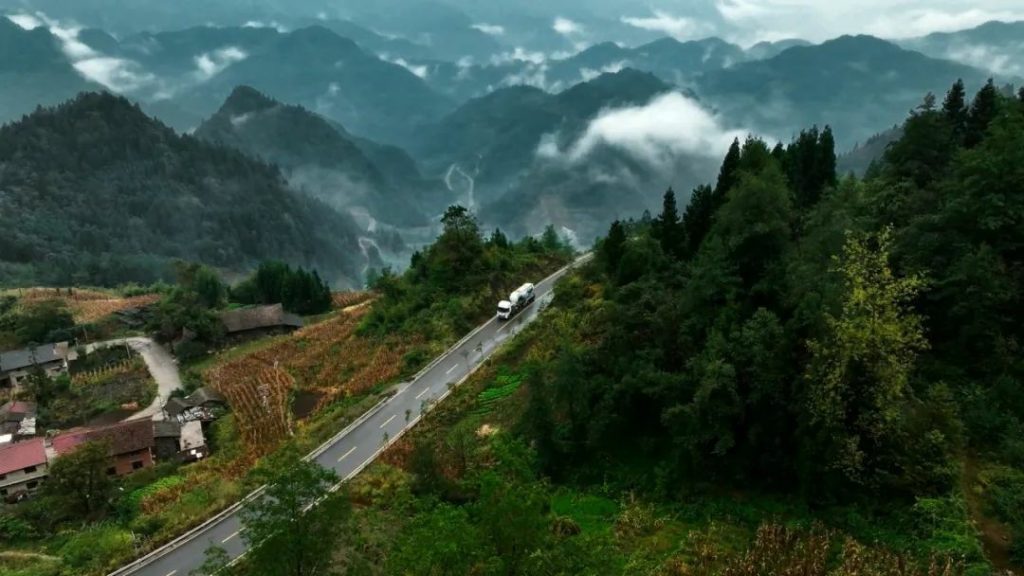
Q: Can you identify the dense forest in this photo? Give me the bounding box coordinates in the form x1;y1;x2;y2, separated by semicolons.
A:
0;92;366;287
516;79;1023;566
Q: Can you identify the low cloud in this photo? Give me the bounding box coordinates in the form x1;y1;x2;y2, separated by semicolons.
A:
545;92;747;170
620;10;713;40
7;13;43;30
491;47;547;66
194;46;247;81
471;23;505;36
553;17;584;36
943;42;1024;77
579;60;629;82
379;54;429;79
74;57;155;92
242;20;288;33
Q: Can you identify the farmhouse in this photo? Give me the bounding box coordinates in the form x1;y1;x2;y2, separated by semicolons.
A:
0;437;48;500
220;304;302;341
0;400;37;440
52;418;155;476
0;342;78;397
152;420;182;461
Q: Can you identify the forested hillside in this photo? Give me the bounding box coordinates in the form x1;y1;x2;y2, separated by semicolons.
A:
194;86;430;227
517;79;1024;570
0;92;366;287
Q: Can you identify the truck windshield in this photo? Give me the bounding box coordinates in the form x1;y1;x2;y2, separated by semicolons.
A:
498;303;510;311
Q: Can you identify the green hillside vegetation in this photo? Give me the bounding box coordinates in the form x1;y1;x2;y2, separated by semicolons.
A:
200;80;1024;576
0;92;366;288
361;205;573;343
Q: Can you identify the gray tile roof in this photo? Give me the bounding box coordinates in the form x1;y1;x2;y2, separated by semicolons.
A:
220;304;303;334
0;343;69;372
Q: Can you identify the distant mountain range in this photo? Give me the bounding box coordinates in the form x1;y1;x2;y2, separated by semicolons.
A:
899;21;1024;78
694;35;996;148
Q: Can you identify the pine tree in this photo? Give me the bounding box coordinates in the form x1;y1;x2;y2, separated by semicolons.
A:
819;125;838;191
942;79;968;144
601;220;627;274
1018;85;1024;104
682;184;715;256
715;138;742;203
965;79;999;148
655;188;683;259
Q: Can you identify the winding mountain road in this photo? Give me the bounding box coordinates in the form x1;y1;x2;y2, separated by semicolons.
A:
107;254;590;576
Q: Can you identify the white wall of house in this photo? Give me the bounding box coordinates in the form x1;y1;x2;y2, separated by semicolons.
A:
0;462;48;497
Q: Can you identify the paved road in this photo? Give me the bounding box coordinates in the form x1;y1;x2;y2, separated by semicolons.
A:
109;254;590;576
86;337;182;422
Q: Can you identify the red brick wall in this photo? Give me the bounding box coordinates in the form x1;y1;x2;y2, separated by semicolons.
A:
110;448;153;476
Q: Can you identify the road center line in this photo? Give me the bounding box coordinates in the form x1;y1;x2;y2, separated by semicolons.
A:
337;445;357;462
379;414;397;429
446;363;458;375
221;531;239;544
415;388;430;400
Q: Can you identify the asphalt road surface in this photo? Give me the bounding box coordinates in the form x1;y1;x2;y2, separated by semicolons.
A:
109;254;589;576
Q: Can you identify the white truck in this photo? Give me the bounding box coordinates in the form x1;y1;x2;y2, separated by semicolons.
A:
497;283;536;320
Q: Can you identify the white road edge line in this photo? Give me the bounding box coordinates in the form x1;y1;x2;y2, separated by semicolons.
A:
337;446;357;462
221;531;239;544
165;571;177;576
445;363;458;375
415;388;430;400
379;414;396;429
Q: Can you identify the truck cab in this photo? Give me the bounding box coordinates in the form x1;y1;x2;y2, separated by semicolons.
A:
497;300;513;320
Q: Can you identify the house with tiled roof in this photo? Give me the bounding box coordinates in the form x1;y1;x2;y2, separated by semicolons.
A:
0;400;37;440
52;418;154;476
0;342;77;397
220;304;302;341
0;437;48;500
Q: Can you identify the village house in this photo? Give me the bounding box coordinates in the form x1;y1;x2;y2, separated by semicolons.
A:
0;342;78;397
220;304;303;342
164;386;227;422
52;418;155;476
152;420;182;461
0;437;48;501
0;400;38;442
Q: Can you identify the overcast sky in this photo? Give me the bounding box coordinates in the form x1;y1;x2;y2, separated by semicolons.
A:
702;0;1024;43
468;0;1024;45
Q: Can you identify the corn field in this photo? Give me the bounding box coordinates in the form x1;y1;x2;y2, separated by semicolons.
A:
331;290;375;310
674;522;965;576
4;287;158;323
71;358;137;386
204;305;417;459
